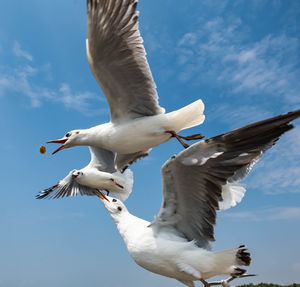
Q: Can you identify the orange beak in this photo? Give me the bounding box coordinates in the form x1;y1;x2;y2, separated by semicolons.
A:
97;191;110;202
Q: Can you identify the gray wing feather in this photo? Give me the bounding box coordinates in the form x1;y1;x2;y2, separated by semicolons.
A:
88;146;116;173
36;171;100;199
152;109;300;248
87;0;164;123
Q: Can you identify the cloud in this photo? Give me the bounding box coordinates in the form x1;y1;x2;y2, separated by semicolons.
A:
58;83;106;116
176;16;300;105
206;103;273;128
247;127;300;194
224;207;300;221
13;41;33;61
0;42;105;116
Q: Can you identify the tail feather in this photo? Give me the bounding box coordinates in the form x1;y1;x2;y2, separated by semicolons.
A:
110;169;134;202
166;99;205;132
236;245;251;266
210;245;251;278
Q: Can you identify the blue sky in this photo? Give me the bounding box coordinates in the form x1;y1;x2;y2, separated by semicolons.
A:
0;0;300;286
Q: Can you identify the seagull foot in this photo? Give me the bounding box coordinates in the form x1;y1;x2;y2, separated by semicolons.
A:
165;130;190;149
110;178;124;189
201;274;256;287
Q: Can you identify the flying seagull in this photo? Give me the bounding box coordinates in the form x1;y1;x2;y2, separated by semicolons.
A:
37;146;133;201
47;0;205;171
98;109;300;287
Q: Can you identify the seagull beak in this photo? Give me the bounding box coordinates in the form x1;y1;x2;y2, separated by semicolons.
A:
47;138;68;155
97;191;110;202
47;138;68;144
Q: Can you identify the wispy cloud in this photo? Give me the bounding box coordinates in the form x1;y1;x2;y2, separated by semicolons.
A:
206;103;273;128
0;42;105;116
176;17;300;105
13;41;33;61
247;127;300;194
224;206;300;221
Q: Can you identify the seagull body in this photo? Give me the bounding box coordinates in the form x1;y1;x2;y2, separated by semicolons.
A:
99;109;300;287
48;0;205;170
105;203;248;285
53;101;204;155
37;146;133;201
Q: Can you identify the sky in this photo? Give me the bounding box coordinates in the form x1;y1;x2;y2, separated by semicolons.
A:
0;0;300;286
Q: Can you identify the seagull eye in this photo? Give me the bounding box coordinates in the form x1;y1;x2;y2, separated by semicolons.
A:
112;199;117;202
117;206;122;211
65;133;71;137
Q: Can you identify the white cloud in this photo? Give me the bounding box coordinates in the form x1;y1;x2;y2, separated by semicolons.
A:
247;127;300;194
206;103;273;128
0;42;105;116
13;41;33;61
176;17;300;105
58;83;106;115
224;207;300;221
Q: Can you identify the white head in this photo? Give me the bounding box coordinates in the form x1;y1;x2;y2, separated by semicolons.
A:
71;169;84;179
47;130;84;154
97;194;128;222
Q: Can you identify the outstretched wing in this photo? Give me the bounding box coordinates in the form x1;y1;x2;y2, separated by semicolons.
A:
151;109;300;248
88;146;116;173
87;0;164;123
36;171;100;199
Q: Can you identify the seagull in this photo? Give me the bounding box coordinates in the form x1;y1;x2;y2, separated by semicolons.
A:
47;0;205;171
37;146;133;201
97;109;300;287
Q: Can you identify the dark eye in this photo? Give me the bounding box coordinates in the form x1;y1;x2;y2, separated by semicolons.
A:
65;133;71;137
117;206;122;211
112;199;117;202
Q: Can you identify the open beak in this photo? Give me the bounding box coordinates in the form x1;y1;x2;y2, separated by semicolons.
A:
47;138;68;155
97;191;110;202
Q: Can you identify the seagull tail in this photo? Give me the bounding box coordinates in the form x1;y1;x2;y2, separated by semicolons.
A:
110;169;134;202
166;99;205;132
210;245;251;277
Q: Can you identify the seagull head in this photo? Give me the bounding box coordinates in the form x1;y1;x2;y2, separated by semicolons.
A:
72;170;83;179
97;194;127;217
47;130;83;154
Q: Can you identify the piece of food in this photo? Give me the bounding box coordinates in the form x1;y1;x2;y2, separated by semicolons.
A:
40;145;46;154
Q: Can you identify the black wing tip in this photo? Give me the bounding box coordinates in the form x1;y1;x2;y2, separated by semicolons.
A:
36;183;60;200
36;191;50;200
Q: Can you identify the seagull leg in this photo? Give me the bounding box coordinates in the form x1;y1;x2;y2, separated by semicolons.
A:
200;278;211;287
165;130;190;149
201;274;256;287
178;134;204;141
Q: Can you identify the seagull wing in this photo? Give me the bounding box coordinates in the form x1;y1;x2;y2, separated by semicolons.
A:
152;109;300;248
36;170;100;199
87;0;164;123
88;146;116;173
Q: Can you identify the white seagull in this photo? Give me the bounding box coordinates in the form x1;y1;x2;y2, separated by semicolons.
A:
98;109;300;287
37;146;133;201
47;0;205;171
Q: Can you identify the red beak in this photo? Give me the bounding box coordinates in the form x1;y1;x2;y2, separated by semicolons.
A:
47;139;68;144
47;138;68;155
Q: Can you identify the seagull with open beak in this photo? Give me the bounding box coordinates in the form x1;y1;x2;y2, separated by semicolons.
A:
47;0;205;171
